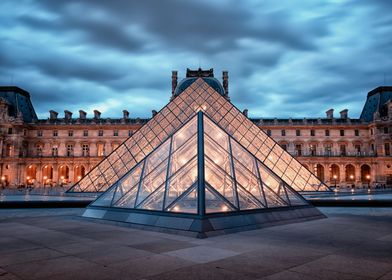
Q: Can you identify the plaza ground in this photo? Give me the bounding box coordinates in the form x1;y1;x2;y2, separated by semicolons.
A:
0;207;391;279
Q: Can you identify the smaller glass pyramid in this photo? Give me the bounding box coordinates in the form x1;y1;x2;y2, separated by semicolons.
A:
89;112;309;214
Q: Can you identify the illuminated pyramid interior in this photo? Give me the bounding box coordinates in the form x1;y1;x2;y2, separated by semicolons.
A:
83;112;325;237
69;77;329;194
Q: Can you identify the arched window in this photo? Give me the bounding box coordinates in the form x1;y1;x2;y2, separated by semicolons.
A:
361;164;371;183
316;164;325;182
330;164;340;182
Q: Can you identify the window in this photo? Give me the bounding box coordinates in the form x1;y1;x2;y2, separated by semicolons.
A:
340;145;346;156
281;130;286;136
281;144;287;151
324;144;332;156
83;130;88;137
97;143;105;156
68;130;73;137
113;130;119;136
37;130;42;137
66;144;74;157
295;144;302;156
309;144;316;156
340;130;345;136
36;145;43;156
98;130;103;137
6;144;12;157
82;144;90;156
296;129;301;136
53;130;58;137
355;144;361;155
385;143;390;156
325;129;330;136
310;129;315;137
52;146;58;157
266;129;271;136
384;127;389;134
355;129;359;136
8;128;12;134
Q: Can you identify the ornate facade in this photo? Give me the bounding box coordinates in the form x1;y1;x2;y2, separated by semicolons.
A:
0;71;391;189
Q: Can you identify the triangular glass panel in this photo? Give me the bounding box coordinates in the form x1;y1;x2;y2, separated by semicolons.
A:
237;184;264;210
136;184;165;211
165;157;198;208
111;164;143;205
136;157;169;206
113;184;139;208
204;134;232;175
166;185;198;214
284;186;308;206
205;185;235;214
204;157;237;208
90;186;116;207
258;162;290;204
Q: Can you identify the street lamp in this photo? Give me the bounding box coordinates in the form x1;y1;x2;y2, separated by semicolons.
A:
333;174;337;188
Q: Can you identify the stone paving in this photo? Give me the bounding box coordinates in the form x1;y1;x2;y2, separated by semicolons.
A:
0;207;391;280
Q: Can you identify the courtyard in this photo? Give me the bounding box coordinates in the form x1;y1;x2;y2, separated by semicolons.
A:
0;207;391;280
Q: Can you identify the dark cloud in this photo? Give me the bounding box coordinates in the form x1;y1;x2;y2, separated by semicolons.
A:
0;0;391;118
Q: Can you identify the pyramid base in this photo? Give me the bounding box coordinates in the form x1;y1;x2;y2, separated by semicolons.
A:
82;205;325;238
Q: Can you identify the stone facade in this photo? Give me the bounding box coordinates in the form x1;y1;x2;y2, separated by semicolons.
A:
0;78;391;189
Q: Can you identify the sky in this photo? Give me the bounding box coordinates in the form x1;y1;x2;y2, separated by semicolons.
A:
0;0;391;119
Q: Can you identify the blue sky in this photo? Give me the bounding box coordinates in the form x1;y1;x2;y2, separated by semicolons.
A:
0;0;391;119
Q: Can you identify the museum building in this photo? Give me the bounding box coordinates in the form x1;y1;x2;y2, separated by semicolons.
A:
0;68;391;188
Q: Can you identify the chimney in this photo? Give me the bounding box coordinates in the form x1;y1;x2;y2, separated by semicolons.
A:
340;109;348;119
79;110;87;119
64;110;72;120
93;110;101;119
171;70;178;98
222;71;229;97
123;110;129;119
152;110;158;117
326;109;334;119
243;109;248;117
49;110;58;120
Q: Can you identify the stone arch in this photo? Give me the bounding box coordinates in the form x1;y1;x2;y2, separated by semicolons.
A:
74;165;86;182
26;164;37;184
58;165;70;183
316;164;325;182
330;164;340;182
360;164;371;183
345;164;355;182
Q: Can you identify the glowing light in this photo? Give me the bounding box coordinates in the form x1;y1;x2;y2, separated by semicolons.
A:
26;176;30;180
60;176;64;180
173;206;180;212
366;174;370;180
221;205;229;211
29;165;32;169
1;176;5;181
77;176;82;180
43;176;47;180
333;174;337;179
349;175;354;179
216;132;222;138
44;166;48;169
202;105;207;111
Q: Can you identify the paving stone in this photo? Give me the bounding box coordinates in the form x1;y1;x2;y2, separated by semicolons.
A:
0;247;65;266
164;245;240;264
290;254;392;279
261;269;369;280
129;239;197;253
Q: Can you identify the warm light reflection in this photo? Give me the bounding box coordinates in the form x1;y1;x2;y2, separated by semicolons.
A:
221;205;229;211
173;206;180;212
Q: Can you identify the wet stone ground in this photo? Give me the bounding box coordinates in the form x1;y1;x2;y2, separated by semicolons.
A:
0;207;391;280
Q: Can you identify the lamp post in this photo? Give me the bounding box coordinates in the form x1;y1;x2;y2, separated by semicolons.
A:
366;174;371;190
333;174;337;189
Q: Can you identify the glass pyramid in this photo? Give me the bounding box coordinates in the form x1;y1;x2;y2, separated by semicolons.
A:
88;112;310;214
69;78;329;193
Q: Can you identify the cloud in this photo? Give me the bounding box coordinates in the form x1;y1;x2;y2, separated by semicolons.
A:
0;0;391;119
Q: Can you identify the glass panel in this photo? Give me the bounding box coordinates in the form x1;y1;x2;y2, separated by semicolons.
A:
233;158;263;200
143;140;171;177
137;185;165;211
203;117;229;150
205;185;235;214
91;187;116;207
167;186;198;214
205;157;237;207
165;158;198;208
204;135;231;175
112;164;143;205
237;185;263;210
285;186;308;206
262;184;288;208
169;137;197;175
231;140;258;175
136;158;168;205
113;185;139;208
172;115;197;151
